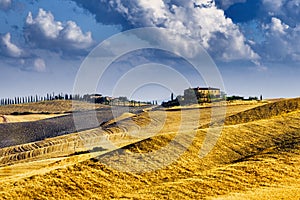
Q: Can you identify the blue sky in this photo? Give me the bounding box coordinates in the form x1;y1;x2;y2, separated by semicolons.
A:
0;0;299;100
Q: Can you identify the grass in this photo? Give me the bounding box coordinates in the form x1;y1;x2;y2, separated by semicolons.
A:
0;98;300;199
0;100;107;115
0;113;65;124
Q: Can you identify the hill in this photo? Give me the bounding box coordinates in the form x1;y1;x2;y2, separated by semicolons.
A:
0;98;299;199
0;100;106;115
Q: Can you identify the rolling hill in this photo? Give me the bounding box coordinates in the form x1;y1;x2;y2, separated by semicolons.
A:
0;98;299;199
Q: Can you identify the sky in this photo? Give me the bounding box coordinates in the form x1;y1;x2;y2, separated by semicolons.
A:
0;0;299;101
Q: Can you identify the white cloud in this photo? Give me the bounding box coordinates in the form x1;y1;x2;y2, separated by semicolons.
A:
0;0;11;10
148;0;259;60
70;0;300;64
33;58;46;72
60;21;93;49
138;0;167;20
19;57;47;72
26;9;63;39
74;0;258;61
262;0;300;26
263;0;300;16
269;17;289;35
0;32;23;57
24;8;94;54
0;32;47;72
258;16;300;62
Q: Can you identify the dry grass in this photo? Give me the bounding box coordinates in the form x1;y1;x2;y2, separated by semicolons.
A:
0;100;106;115
224;97;300;125
0;114;65;123
0;99;300;199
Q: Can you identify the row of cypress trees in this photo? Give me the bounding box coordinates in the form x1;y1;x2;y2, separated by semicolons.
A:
0;93;159;106
0;93;80;106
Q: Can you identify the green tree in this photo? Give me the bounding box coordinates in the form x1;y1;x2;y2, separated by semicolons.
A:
184;88;197;104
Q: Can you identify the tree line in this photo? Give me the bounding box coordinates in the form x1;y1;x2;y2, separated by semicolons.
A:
0;93;81;106
82;95;158;106
0;93;159;106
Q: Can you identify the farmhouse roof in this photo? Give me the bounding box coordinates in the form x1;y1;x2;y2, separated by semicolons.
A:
194;87;220;90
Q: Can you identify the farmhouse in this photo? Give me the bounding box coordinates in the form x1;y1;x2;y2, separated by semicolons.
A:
184;87;221;103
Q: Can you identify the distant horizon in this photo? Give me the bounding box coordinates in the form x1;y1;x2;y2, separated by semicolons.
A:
1;89;299;104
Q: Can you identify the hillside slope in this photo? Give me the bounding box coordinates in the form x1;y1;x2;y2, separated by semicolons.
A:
0;109;114;148
0;103;257;167
200;97;300;128
0;98;299;199
225;97;300;125
0;100;107;115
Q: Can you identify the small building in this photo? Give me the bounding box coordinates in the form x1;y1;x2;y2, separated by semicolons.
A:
184;87;221;103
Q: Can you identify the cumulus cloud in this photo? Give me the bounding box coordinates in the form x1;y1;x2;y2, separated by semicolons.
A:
262;0;300;26
0;32;23;57
73;0;259;61
246;0;300;63
211;0;300;63
0;0;11;10
257;16;300;62
0;32;47;72
268;17;289;35
24;8;94;55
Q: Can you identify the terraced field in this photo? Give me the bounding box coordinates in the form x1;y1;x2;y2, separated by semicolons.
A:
0;101;151;148
0;108;116;148
0;99;299;199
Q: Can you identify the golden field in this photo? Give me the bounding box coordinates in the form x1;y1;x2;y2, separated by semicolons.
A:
0;100;107;115
0;99;299;199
